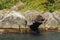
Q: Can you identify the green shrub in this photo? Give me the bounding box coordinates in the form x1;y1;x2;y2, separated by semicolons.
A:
0;0;20;9
0;0;60;12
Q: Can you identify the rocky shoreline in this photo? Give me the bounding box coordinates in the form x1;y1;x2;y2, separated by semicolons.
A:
0;10;60;32
0;27;60;33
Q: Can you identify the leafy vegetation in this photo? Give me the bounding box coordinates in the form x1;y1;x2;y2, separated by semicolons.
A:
0;0;60;12
0;0;20;9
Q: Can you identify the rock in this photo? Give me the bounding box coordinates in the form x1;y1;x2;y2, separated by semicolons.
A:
0;10;45;29
43;11;60;29
24;10;44;25
11;2;24;11
0;11;26;28
0;10;60;30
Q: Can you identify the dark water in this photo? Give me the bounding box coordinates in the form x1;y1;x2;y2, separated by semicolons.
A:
0;32;60;40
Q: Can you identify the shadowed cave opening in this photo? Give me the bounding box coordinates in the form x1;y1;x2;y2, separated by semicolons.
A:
29;15;45;34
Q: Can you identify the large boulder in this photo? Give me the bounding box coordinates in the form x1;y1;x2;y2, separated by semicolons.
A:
1;10;60;29
0;11;26;28
43;11;60;29
0;10;45;28
24;10;44;26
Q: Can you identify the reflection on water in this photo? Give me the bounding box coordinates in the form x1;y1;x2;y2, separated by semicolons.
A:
0;32;60;40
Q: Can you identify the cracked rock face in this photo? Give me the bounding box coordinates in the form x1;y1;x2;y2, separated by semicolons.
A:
0;10;60;29
0;11;26;28
24;10;44;25
43;11;60;29
24;10;45;33
0;10;44;28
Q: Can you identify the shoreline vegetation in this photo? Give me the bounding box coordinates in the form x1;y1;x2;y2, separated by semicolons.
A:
0;0;60;12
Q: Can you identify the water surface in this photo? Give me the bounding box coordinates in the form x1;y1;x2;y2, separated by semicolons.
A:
0;32;60;40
